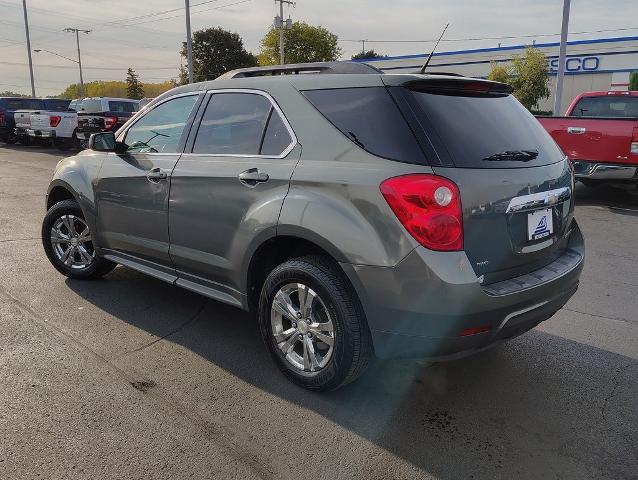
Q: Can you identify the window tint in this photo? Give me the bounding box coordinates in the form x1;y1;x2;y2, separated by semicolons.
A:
192;93;271;155
108;101;138;113
44;99;71;111
260;110;292;155
570;95;638;118
407;90;564;169
7;99;42;110
124;95;197;153
302;87;425;163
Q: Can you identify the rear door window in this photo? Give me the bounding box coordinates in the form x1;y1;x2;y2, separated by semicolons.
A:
192;93;272;155
302;87;425;164
407;90;564;169
108;101;138;113
570;95;638;118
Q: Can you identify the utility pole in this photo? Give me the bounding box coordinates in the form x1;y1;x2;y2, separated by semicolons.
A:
185;0;194;83
22;0;35;97
361;39;366;55
274;0;294;65
553;0;571;115
64;28;90;97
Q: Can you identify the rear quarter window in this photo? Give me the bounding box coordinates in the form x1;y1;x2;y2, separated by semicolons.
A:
108;101;139;113
302;87;426;164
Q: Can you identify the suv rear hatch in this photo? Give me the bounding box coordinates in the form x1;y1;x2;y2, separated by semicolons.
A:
386;76;575;284
77;99;138;138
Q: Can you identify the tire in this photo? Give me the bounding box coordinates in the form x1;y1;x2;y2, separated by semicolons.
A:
18;135;31;146
259;255;373;391
3;132;17;144
42;199;116;279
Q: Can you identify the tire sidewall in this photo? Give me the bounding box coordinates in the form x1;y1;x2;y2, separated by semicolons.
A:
259;261;353;391
42;200;102;279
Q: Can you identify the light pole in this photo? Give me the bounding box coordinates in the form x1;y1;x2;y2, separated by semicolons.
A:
184;0;194;83
553;0;571;115
22;0;36;97
63;28;91;97
274;0;294;65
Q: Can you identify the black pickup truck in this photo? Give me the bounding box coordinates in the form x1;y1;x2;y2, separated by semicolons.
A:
76;97;139;146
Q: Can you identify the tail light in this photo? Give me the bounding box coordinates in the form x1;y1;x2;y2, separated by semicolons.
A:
380;174;463;251
49;115;61;127
631;127;638;155
104;116;117;130
0;112;4;126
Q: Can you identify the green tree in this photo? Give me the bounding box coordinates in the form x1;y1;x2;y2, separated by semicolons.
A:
257;21;341;65
630;72;638;91
351;50;385;60
126;67;144;99
487;46;550;110
0;90;26;97
180;27;256;83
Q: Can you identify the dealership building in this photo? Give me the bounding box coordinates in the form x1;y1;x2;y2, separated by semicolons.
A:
362;36;638;114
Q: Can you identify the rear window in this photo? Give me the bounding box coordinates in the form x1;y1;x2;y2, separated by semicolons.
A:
44;99;70;111
302;87;426;164
407;90;564;169
108;101;138;113
570;95;638;118
79;100;101;113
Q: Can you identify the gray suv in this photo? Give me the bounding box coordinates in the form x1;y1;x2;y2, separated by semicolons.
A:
42;62;584;391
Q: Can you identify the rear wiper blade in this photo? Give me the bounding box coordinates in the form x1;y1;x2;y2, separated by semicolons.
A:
482;150;539;162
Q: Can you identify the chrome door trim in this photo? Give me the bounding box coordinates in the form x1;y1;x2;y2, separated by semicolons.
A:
506;186;571;213
180;88;298;160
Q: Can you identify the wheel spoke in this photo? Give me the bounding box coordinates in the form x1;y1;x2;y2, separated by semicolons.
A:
78;226;91;243
304;336;320;371
51;231;70;244
273;327;296;343
311;321;333;333
279;331;299;354
77;245;93;264
311;331;334;347
62;215;77;236
272;290;299;322
60;246;74;265
298;284;316;319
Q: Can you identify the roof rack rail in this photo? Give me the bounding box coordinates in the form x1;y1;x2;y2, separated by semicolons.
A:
217;61;383;79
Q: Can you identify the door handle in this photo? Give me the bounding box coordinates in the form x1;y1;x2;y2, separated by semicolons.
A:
567;126;586;135
238;168;269;187
147;167;168;182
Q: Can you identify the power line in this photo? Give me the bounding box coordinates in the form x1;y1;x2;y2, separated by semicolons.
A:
0;61;178;71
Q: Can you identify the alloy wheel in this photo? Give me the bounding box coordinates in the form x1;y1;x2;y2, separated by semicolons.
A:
270;282;335;374
50;214;95;270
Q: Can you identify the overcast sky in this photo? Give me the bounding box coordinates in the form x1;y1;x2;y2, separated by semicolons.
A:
0;0;636;96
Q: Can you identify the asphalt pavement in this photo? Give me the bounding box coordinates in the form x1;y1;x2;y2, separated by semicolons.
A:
0;144;636;479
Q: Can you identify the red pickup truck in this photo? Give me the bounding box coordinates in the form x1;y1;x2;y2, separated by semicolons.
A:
537;91;638;186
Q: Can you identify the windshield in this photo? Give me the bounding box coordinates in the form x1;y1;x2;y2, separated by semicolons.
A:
407;90;564;168
570;95;638;118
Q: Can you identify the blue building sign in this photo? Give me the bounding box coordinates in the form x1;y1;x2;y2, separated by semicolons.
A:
549;56;600;73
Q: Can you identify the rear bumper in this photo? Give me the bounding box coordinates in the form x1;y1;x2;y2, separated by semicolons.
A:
341;220;584;359
27;129;55;138
573;160;638;180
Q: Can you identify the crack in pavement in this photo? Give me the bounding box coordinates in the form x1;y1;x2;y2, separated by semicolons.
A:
0;285;275;479
118;300;208;357
600;361;638;457
0;237;40;243
563;307;638;327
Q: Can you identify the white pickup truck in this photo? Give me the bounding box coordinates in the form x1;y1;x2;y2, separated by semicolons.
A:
27;99;80;150
13;98;72;147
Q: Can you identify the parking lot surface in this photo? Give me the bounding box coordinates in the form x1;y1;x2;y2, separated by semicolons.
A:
0;145;636;479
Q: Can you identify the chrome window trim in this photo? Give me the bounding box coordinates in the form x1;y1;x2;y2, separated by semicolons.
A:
118;91;204;149
506;186;571;214
182;88;298;160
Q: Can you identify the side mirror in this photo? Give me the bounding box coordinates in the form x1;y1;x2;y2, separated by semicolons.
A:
88;132;126;153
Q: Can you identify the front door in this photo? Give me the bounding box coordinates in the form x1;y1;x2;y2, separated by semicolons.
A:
95;94;201;276
168;91;300;303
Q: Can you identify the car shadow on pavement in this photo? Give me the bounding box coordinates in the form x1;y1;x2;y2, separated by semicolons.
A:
65;269;637;479
574;181;638;214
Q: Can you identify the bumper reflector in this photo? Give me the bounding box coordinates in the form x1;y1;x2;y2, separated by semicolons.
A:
460;325;491;337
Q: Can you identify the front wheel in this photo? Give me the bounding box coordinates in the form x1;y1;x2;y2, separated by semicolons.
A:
259;255;373;391
42;199;116;279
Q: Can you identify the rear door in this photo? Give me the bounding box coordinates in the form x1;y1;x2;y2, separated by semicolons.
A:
95;93;201;276
169;90;300;299
393;84;574;284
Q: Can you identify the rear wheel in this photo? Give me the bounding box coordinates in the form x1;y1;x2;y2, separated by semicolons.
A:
42;199;116;279
259;255;373;391
18;135;31;146
3;132;18;144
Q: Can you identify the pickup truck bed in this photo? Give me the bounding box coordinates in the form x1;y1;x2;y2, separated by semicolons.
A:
537;91;638;183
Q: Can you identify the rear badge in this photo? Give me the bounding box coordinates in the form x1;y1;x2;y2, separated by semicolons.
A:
528;208;553;241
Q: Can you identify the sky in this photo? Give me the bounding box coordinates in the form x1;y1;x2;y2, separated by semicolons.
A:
0;0;637;96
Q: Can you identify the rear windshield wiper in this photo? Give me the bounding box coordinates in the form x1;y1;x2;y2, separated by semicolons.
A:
482;150;539;162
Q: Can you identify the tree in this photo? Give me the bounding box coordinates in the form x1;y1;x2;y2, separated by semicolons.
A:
630;72;638;91
487;46;550;110
126;68;144;99
180;27;256;83
0;91;26;97
57;80;174;99
257;21;341;66
351;50;385;60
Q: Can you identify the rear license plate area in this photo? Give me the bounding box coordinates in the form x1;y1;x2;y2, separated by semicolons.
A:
527;208;553;241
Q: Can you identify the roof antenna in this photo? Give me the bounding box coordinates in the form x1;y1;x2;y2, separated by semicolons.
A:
420;23;449;74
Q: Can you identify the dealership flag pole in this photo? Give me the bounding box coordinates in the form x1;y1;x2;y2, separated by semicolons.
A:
553;0;571;115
